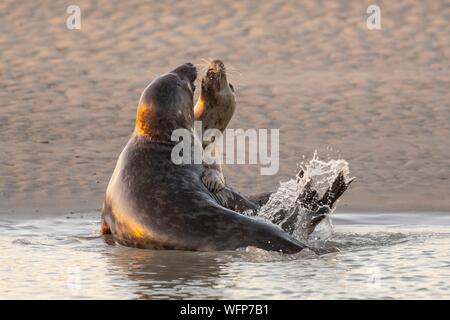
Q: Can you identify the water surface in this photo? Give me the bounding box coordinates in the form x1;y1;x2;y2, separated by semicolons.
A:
1;212;449;299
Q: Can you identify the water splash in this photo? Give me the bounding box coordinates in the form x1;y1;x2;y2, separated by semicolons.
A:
298;151;350;197
255;152;352;242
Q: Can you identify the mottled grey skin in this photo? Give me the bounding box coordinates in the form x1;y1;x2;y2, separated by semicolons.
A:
101;63;306;253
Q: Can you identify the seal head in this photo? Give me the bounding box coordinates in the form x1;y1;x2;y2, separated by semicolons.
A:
194;59;236;132
136;63;197;141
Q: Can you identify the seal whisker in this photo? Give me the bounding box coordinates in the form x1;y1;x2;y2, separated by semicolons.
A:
225;64;243;76
196;58;213;72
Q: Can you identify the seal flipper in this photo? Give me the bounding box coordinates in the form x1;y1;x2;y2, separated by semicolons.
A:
100;202;112;235
213;187;259;212
319;172;355;209
247;192;273;207
201;165;226;193
220;170;354;237
100;219;112;235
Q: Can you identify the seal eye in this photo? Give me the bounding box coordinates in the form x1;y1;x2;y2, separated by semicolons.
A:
229;83;235;92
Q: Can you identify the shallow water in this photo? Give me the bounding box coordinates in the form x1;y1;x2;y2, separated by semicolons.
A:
1;212;449;299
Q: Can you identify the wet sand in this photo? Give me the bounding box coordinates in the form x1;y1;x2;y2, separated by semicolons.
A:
0;0;449;215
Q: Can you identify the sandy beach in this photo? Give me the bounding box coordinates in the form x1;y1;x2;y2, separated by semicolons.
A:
0;0;449;216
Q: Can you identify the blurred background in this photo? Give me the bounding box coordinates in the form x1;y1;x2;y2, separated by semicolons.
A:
0;0;449;215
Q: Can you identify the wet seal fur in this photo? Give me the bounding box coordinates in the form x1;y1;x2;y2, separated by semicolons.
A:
101;63;307;253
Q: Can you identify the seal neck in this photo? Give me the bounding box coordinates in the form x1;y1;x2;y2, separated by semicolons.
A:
194;97;206;120
135;104;193;143
135;104;155;138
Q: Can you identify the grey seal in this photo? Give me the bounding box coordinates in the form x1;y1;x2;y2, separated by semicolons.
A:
100;62;307;253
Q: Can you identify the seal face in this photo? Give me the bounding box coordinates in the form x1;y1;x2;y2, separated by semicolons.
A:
135;63;197;141
194;59;236;133
101;63;306;253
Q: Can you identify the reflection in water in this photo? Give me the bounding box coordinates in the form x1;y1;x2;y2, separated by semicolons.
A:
107;247;227;299
1;212;450;299
106;245;321;299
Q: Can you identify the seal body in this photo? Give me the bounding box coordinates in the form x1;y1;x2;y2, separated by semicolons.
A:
194;60;236;193
102;138;304;252
101;63;306;253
